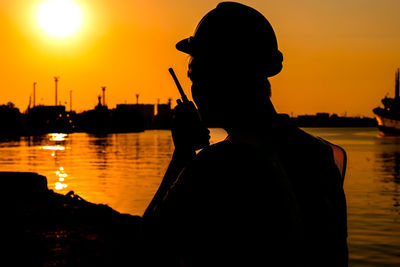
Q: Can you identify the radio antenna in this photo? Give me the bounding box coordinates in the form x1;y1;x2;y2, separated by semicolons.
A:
168;68;189;102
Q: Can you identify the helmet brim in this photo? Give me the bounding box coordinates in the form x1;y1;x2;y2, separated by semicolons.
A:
176;37;193;55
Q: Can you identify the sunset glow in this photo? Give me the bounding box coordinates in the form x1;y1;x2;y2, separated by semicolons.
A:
1;0;400;116
38;0;82;38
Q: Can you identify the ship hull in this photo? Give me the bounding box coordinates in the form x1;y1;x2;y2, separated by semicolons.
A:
373;69;400;136
374;109;400;136
376;125;400;136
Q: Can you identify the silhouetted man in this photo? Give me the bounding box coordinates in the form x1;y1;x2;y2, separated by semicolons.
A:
143;2;348;267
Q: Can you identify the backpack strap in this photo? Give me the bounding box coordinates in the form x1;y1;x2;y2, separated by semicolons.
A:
317;138;347;184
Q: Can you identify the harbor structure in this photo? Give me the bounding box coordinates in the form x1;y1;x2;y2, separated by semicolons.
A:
54;76;59;106
154;98;172;129
33;82;37;107
373;69;400;135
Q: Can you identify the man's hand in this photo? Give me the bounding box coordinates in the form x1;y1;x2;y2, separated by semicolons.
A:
171;100;210;152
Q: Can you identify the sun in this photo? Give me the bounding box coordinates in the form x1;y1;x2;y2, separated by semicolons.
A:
38;0;82;38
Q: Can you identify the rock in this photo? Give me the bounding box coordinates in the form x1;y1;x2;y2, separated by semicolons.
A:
1;172;143;267
0;172;48;200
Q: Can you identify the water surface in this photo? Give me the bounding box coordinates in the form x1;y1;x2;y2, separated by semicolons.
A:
1;127;399;266
305;128;400;267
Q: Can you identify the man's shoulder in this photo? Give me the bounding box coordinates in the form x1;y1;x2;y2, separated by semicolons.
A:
193;139;236;166
278;122;335;155
198;139;232;154
273;120;343;176
188;138;262;178
195;138;260;161
273;115;329;148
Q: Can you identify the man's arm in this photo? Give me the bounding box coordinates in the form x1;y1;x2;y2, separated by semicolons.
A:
143;101;209;217
143;148;195;217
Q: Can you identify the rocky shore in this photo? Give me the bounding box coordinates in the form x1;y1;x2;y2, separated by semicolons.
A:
2;172;143;267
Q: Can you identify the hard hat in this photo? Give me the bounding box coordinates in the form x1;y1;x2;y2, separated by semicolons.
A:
176;2;283;77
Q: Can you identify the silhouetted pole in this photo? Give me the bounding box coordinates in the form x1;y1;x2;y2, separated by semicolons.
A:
136;94;139;104
70;90;72;111
33;82;36;107
395;69;399;100
54;77;59;106
102;86;106;106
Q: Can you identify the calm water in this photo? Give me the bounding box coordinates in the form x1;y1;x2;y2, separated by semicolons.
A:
1;127;400;266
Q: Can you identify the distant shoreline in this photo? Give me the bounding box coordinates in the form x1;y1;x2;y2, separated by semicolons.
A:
288;113;376;128
0;102;377;137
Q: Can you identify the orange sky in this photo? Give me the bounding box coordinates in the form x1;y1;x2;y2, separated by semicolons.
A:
1;0;400;116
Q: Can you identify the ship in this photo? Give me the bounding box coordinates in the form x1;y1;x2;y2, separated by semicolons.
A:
373;69;400;135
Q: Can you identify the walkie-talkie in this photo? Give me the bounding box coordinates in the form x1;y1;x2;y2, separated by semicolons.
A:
168;68;189;103
168;67;210;150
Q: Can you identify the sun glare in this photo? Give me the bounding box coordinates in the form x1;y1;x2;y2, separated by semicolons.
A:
38;0;82;38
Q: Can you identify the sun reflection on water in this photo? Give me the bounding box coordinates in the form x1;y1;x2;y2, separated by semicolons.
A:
55;166;68;190
40;145;66;150
38;133;71;191
49;133;68;142
39;134;69;151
